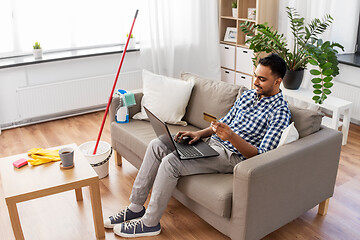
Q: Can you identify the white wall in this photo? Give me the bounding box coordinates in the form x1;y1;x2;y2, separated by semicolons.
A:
0;51;141;128
333;64;360;124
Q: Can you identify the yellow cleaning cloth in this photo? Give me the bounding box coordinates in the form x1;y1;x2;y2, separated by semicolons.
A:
27;148;60;166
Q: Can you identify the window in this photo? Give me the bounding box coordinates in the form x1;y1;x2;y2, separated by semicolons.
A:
337;11;360;68
0;0;141;58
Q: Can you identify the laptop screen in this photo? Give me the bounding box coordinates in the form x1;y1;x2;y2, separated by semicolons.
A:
144;107;179;157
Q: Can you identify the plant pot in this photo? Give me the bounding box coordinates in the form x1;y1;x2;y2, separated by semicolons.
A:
282;69;304;90
128;38;136;49
232;8;238;18
33;49;43;60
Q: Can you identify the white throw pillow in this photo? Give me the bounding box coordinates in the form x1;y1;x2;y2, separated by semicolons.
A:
133;70;194;126
277;122;299;147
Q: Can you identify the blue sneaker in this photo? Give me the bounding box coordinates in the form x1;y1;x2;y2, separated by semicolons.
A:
113;219;161;238
104;206;145;228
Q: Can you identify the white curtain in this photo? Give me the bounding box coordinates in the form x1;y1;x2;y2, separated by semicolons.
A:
278;0;360;107
139;0;221;80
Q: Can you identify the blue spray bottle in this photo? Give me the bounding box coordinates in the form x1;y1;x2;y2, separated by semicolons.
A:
115;89;136;123
116;89;129;123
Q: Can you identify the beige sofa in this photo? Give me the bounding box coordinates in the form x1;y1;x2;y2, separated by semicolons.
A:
109;73;342;240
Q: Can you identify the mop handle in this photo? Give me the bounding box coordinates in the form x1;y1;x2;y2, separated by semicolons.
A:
93;9;139;155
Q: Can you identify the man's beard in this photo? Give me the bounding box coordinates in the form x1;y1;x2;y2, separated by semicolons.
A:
255;85;264;97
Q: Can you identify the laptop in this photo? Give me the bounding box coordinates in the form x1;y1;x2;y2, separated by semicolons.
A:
144;106;219;160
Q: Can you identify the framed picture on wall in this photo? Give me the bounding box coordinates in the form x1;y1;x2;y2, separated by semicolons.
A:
224;27;237;42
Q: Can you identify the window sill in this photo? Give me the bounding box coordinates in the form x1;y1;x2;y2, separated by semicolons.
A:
337;53;360;68
0;44;140;69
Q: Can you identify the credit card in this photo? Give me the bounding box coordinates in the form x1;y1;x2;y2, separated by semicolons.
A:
203;112;217;123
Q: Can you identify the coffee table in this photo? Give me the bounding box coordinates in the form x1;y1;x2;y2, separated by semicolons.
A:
0;143;105;240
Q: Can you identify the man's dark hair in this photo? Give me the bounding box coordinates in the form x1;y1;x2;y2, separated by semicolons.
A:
258;53;287;79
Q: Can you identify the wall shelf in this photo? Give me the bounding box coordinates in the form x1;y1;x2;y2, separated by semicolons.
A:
0;45;140;70
221;16;237;20
220;41;237;46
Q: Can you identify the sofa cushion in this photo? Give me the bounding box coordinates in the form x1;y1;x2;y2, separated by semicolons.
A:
177;173;233;218
180;72;247;129
111;119;201;159
277;122;299;147
133;70;194;126
288;105;324;138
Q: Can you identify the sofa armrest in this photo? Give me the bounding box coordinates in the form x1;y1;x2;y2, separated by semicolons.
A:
109;95;120;124
230;127;342;240
109;89;143;124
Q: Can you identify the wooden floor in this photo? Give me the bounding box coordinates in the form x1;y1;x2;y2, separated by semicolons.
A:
0;111;359;240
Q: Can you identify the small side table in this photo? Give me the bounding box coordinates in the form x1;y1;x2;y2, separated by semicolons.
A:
282;87;352;145
0;143;105;239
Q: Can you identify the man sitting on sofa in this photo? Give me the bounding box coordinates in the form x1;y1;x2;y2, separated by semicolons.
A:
104;53;291;238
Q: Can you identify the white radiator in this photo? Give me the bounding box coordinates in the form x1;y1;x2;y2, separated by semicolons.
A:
17;70;142;120
332;81;360;122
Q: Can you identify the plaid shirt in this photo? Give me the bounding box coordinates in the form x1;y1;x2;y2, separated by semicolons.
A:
212;89;291;160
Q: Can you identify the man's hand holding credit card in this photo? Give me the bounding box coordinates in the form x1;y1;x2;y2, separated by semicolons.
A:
203;112;218;134
203;112;234;141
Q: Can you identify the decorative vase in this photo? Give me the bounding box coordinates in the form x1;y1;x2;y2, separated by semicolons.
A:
128;38;136;49
282;69;304;90
247;8;256;20
232;8;238;18
33;49;43;60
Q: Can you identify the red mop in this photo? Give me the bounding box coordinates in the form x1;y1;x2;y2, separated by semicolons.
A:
93;10;139;155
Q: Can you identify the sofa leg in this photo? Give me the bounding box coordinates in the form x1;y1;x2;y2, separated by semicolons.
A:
114;150;122;166
318;198;330;216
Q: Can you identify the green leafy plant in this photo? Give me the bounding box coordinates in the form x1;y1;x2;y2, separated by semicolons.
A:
306;40;343;103
33;42;41;49
232;1;237;9
240;7;344;104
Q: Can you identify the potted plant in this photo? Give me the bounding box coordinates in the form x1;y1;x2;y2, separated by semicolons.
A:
232;1;237;18
240;7;344;104
126;34;136;49
33;42;43;59
33;42;42;59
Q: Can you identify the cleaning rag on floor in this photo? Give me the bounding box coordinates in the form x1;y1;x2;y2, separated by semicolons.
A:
27;148;60;166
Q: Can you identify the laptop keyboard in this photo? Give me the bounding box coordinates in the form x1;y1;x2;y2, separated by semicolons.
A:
175;142;204;157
